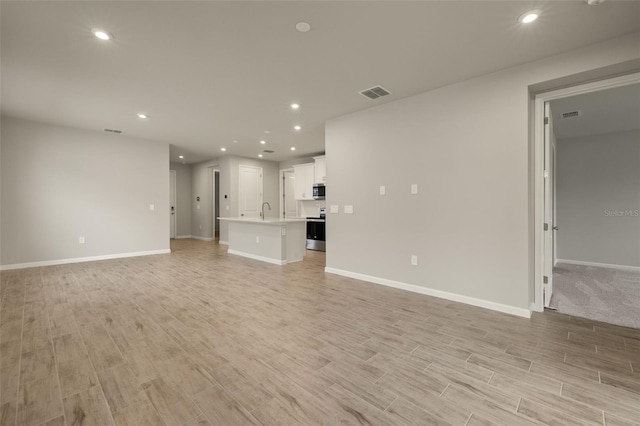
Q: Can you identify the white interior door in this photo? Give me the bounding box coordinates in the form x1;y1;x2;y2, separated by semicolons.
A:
239;165;263;218
284;170;297;218
170;170;176;238
543;102;555;307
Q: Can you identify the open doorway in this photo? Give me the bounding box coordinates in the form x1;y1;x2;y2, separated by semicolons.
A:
280;168;297;219
170;170;176;239
535;75;640;328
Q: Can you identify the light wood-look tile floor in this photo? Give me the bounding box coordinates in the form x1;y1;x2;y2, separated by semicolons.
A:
2;239;640;426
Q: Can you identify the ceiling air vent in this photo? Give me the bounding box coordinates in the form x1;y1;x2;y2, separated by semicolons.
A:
560;110;581;119
359;85;391;100
104;128;123;134
262;150;275;154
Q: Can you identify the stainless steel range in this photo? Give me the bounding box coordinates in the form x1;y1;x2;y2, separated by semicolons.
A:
306;207;326;252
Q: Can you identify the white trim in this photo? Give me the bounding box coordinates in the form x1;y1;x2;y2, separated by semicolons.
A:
218;240;229;245
324;267;532;319
191;236;213;242
532;72;640;313
0;249;171;271
227;249;286;265
557;259;640;272
175;235;192;239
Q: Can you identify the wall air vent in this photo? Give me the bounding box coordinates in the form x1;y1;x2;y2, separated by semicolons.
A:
359;85;391;100
560;110;581;119
262;150;275;153
104;128;124;134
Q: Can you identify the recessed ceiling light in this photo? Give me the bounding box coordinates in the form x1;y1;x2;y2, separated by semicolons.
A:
221;148;226;152
291;103;300;110
294;125;301;131
137;113;148;119
179;155;184;159
233;140;238;143
518;10;540;24
92;29;113;41
264;130;270;134
295;22;311;33
260;140;266;144
258;154;263;158
290;147;296;151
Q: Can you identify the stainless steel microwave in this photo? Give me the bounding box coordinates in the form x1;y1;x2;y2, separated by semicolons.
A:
313;184;325;200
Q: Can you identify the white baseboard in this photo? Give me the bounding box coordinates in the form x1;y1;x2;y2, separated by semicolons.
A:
175;235;192;239
0;249;172;271
324;267;532;319
228;249;286;265
218;240;229;245
556;259;640;272
191;236;213;242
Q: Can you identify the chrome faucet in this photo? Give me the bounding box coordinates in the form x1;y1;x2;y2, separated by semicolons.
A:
261;202;271;220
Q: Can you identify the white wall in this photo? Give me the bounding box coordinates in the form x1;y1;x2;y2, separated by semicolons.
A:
325;33;640;314
557;130;640;268
170;161;192;237
1;116;170;267
191;156;280;242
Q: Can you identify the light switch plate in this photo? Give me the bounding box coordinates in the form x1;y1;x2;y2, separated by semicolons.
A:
411;255;418;266
149;204;155;211
344;205;354;214
380;185;386;195
79;237;85;244
411;184;418;195
197;204;201;209
330;205;339;214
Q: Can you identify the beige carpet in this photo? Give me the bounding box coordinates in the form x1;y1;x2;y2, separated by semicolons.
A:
550;263;640;329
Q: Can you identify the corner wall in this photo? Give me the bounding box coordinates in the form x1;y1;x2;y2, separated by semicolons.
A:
325;33;640;315
556;130;640;268
1;116;170;268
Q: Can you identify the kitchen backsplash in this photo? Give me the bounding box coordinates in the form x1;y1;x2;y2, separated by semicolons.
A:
299;200;326;218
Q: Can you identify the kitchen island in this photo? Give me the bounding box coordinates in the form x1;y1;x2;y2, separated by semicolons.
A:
218;217;307;265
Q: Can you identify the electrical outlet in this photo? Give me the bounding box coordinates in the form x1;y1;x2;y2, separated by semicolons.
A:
256;236;260;243
330;205;339;214
380;185;386;195
411;255;418;266
199;224;202;229
149;204;155;211
344;205;354;214
197;204;200;210
411;184;418;195
226;205;230;210
79;237;85;244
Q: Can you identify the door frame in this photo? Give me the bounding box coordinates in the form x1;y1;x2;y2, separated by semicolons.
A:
211;168;219;240
279;168;296;219
532;72;640;312
169;170;177;239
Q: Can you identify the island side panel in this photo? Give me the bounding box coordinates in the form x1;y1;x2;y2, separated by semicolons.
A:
227;221;286;265
285;221;306;263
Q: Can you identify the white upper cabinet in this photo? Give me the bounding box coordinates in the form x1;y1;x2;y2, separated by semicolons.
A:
293;163;315;200
314;155;326;184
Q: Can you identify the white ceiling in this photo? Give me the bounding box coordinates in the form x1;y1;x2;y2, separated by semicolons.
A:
551;83;640;140
2;1;639;163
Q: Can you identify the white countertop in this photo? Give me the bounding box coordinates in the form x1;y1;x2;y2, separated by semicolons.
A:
218;217;307;225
